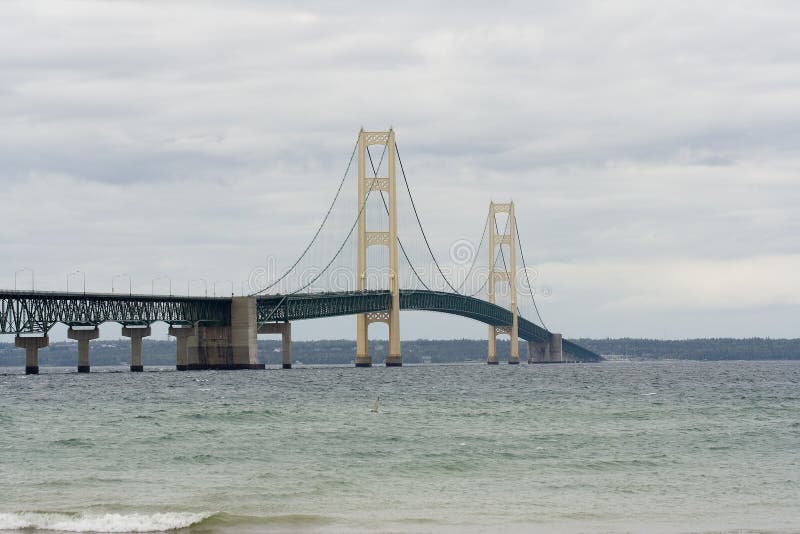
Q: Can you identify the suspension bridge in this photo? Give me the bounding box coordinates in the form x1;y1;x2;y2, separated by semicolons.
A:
1;129;601;374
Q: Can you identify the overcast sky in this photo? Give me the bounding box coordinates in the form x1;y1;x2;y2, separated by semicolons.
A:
2;1;799;343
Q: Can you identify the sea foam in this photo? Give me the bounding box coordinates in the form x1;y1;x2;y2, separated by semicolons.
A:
0;511;211;532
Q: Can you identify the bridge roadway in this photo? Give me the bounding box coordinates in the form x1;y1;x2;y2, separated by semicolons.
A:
1;289;600;372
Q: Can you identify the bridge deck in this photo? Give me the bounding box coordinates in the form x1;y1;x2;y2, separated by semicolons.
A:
256;290;551;342
0;289;600;361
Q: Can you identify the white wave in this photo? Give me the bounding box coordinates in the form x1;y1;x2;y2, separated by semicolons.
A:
0;511;210;532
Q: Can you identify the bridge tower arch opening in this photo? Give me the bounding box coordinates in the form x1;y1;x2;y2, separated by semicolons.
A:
487;201;519;365
356;129;401;367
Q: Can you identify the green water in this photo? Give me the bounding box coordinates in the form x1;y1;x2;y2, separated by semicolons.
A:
1;361;799;533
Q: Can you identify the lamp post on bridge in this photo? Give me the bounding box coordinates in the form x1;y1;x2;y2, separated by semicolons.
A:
66;270;85;294
213;280;234;297
188;278;207;297
112;273;132;295
152;276;172;296
14;267;34;291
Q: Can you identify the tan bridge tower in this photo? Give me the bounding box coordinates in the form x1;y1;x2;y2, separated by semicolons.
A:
487;201;520;365
356;129;401;367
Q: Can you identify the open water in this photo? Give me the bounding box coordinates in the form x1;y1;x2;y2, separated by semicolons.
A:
1;361;799;533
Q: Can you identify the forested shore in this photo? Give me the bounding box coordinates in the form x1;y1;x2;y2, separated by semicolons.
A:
2;337;799;366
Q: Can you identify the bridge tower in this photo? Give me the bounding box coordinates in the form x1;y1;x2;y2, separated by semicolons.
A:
487;201;520;364
356;129;401;367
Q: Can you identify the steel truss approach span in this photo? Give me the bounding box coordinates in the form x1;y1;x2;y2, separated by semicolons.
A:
0;290;229;333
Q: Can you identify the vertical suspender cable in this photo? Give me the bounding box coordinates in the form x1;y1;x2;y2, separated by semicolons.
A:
252;137;359;295
367;147;433;291
514;216;549;330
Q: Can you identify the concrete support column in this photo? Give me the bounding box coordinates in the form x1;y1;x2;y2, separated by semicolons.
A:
549;333;563;363
68;327;99;373
281;322;292;369
355;355;372;367
527;340;551;364
187;328;204;369
15;335;49;375
230;297;265;369
122;326;151;372
169;325;195;371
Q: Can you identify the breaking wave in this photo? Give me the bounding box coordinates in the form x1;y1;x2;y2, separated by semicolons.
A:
0;511;214;532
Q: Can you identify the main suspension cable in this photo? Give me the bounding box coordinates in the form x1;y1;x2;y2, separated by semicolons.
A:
251;136;359;295
515;217;549;330
467;215;510;299
395;142;463;293
461;213;505;298
285;136;391;295
395;142;497;295
366;148;433;291
455;211;489;294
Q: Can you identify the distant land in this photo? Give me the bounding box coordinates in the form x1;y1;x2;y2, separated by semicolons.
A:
1;338;799;366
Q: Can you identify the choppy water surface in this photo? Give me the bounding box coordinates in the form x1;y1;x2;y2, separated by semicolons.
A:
1;361;799;533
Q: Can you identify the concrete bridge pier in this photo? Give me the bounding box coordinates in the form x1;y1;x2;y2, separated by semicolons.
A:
16;335;49;374
385;350;402;367
122;326;151;372
354;352;372;368
68;327;99;373
192;326;220;370
230;297;265;370
527;340;551;363
549;333;563;363
169;325;196;371
258;322;292;368
281;323;291;368
167;298;264;371
528;334;564;363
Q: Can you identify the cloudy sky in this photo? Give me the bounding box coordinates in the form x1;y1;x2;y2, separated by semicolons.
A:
2;0;799;342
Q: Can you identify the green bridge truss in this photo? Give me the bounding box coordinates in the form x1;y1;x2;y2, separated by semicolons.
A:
0;290;230;333
258;290;550;339
257;290;599;361
1;289;599;361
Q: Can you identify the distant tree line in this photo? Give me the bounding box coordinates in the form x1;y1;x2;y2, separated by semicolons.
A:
575;337;800;361
1;337;799;367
